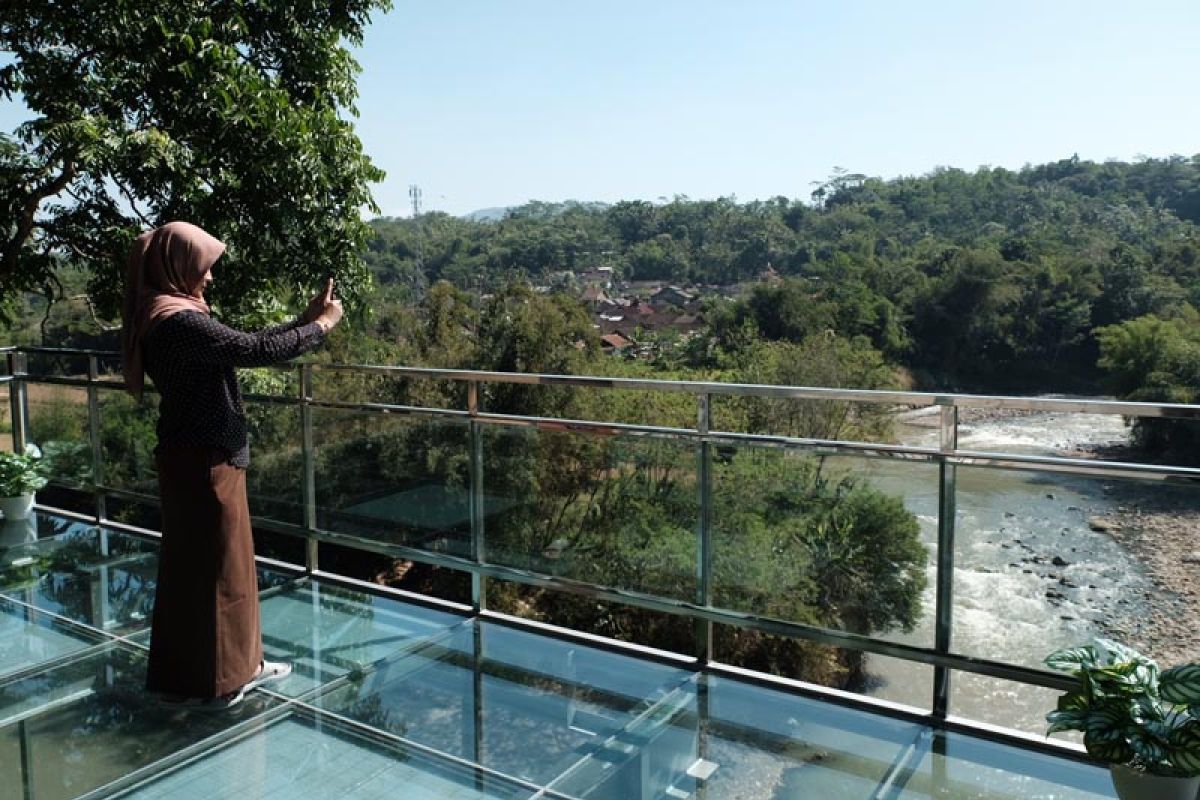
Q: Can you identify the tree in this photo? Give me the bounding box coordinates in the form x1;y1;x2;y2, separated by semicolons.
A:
1096;309;1200;461
1;0;389;323
475;282;597;414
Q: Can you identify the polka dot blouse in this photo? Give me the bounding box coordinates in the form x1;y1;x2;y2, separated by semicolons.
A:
142;311;326;467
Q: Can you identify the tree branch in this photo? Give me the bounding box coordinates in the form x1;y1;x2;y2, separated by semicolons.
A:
40;273;65;344
69;293;122;332
2;159;78;282
113;180;155;227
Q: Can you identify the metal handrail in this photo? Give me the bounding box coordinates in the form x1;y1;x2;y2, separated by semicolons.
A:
7;343;1198;737
13;344;1200;418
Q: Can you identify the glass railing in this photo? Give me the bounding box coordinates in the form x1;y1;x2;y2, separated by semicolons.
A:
5;345;1199;747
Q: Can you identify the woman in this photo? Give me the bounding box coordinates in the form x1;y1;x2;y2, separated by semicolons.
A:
121;221;342;708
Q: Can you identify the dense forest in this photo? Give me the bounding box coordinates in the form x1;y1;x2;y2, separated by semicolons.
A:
348;155;1200;460
359;156;1200;391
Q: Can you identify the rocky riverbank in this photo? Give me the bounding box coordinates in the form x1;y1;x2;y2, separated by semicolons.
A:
1087;479;1200;667
1056;440;1200;666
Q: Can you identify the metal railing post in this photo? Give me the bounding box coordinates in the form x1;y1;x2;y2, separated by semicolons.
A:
300;364;318;573
695;393;714;663
8;351;28;453
932;403;959;719
468;381;487;612
86;356;106;523
472;621;485;792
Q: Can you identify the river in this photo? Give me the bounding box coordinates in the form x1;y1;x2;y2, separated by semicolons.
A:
843;408;1150;734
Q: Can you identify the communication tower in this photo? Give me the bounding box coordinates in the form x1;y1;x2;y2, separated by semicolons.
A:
408;184;427;301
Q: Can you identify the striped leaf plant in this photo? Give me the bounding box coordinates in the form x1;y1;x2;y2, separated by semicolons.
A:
1045;639;1200;777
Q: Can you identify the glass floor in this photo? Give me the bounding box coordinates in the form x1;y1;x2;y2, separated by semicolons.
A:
0;511;1117;800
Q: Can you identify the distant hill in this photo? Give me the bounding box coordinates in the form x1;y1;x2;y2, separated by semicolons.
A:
463;207;510;222
463;200;611;222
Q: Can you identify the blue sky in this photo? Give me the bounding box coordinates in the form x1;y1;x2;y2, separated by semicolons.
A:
356;0;1200;216
5;1;1200;217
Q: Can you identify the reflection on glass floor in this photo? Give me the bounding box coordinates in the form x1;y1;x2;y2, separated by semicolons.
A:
0;512;1116;799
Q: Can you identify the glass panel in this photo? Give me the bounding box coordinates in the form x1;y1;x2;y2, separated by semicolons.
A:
951;469;1195;674
313;409;474;558
527;382;696;428
124;565;308;648
23;350;88;381
258;579;465;697
695;673;924;799
0;527;157;636
0;724;18;798
251;525;307;567
34;484;95;516
547;676;699;800
122;713;531;800
105;495;163;531
951;674;1082;741
714;622;935;710
895;730;1114;799
316;620;694;786
95;352;125;387
0;509;93;559
26;383;92;489
484;426;698;599
713;445;936;647
0;383;10;450
0;644;282;800
0;595;106;680
858;652;934;711
489;586;696;652
99;390;158;497
318;625;477;760
317;539;473;605
243;401;303;526
312;367;466;410
711;395;909;444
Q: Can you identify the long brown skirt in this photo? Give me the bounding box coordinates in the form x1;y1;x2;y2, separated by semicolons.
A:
146;446;262;698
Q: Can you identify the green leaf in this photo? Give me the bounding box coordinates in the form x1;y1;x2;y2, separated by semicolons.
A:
1130;735;1169;764
1172;746;1200;775
1164;708;1194;728
1045;645;1098;672
1046;709;1087;734
1169;721;1200;748
1142;720;1172;743
1056;691;1090;712
1161;665;1200;704
1095;638;1150;666
1083;731;1134;764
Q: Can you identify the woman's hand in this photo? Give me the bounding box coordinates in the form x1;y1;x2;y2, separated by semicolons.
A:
301;278;332;324
307;278;343;332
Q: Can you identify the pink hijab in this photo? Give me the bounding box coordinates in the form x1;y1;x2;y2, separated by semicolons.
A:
120;221;226;398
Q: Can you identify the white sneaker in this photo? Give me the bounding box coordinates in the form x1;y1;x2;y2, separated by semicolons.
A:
245;659;292;691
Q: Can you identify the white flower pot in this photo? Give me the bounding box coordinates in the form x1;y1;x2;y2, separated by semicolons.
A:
0;493;35;521
1110;764;1200;800
0;516;37;565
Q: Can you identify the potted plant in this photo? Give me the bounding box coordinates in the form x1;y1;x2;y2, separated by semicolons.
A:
0;444;48;520
1045;638;1200;800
